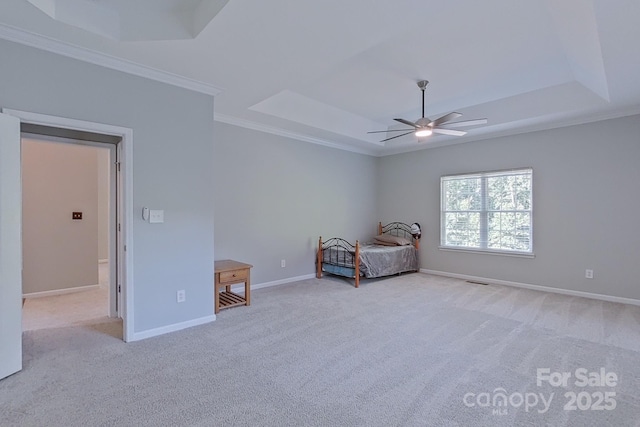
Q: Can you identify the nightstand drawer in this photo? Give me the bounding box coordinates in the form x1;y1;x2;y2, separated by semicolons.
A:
219;269;248;284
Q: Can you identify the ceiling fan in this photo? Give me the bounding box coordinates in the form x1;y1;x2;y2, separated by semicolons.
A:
369;80;487;142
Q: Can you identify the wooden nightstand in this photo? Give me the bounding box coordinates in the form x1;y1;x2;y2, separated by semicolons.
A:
214;260;253;314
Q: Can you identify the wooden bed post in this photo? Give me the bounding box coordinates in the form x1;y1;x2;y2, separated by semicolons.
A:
317;236;323;279
414;239;420;250
354;240;360;288
378;222;382;235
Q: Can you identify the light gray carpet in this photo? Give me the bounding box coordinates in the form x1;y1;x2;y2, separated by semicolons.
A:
2;273;640;426
22;261;111;331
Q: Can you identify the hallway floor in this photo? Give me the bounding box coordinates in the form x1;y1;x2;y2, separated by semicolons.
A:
22;263;119;331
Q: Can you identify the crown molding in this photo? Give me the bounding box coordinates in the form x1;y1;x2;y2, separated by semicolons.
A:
0;23;223;96
213;113;379;156
379;105;640;157
452;105;640;149
215;106;640;158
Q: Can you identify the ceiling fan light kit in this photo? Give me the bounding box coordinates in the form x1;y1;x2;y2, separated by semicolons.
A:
415;128;432;137
369;79;487;143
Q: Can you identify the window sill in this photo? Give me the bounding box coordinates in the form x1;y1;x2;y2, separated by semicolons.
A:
438;246;535;259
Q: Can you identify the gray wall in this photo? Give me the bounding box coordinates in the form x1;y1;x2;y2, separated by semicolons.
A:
213;122;378;284
0;39;215;333
378;114;640;300
22;138;99;294
4;37;636;338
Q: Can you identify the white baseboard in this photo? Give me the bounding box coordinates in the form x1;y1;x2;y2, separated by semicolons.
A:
98;259;109;264
23;284;100;299
421;269;640;307
128;274;316;342
229;273;316;293
131;315;216;341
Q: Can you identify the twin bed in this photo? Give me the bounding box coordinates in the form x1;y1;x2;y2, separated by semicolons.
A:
316;222;420;288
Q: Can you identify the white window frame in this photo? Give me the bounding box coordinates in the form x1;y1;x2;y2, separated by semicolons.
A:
440;168;534;257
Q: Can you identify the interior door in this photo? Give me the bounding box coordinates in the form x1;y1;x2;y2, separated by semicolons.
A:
0;112;22;380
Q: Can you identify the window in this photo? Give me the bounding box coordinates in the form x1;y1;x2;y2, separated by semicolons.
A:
440;168;533;255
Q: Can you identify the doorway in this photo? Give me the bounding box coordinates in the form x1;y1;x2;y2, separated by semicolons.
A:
1;108;134;353
0;109;134;380
20;134;118;332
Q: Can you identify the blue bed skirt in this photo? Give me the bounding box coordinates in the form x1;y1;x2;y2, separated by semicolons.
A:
322;263;357;279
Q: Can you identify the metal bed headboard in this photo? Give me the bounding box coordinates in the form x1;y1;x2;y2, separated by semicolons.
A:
379;222;413;239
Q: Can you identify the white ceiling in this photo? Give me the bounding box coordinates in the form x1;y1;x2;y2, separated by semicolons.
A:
1;0;639;156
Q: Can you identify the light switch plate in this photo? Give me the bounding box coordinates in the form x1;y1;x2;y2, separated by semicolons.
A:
149;209;164;223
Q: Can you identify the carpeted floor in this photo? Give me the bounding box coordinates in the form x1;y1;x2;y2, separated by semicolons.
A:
2;273;640;426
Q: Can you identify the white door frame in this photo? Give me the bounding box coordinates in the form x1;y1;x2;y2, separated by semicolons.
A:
3;108;135;342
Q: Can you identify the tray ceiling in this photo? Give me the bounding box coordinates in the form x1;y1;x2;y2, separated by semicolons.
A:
1;0;639;156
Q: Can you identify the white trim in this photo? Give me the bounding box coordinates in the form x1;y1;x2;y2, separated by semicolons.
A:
460;106;640;148
0;23;222;96
98;258;109;264
213;106;640;159
214;113;377;156
438;247;535;259
131;315;216;341
3;108;135;342
23;284;100;299
421;269;640;307
380;106;640;157
228;274;316;293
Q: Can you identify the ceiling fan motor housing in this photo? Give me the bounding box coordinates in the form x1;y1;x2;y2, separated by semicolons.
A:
416;117;431;128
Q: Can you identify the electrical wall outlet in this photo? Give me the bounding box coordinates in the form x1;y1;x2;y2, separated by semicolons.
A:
585;269;594;279
177;290;186;303
281;259;286;268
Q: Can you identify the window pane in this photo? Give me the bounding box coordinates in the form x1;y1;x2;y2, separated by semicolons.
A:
444;212;480;248
488;210;531;251
444;177;481;211
487;175;525;210
488;212;511;250
487;212;503;248
515;212;531;251
516;192;529;210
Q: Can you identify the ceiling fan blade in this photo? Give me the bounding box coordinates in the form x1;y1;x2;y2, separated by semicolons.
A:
432;128;467;136
367;129;414;134
429;112;463;127
393;118;418;128
380;131;415;142
439;118;488;128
